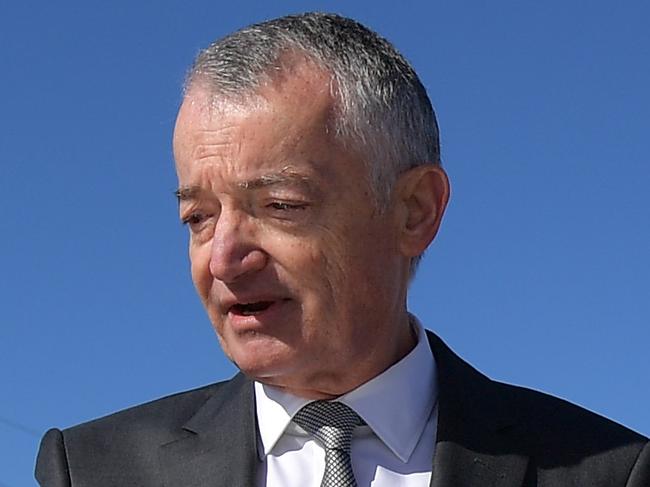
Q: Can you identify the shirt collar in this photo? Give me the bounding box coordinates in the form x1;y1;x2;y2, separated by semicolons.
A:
255;315;437;463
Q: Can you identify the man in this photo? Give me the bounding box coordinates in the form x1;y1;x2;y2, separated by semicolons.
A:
36;12;648;487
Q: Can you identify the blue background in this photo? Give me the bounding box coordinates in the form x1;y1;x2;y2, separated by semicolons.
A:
1;1;649;485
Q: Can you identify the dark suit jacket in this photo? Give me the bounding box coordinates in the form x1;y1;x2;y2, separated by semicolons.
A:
36;331;649;486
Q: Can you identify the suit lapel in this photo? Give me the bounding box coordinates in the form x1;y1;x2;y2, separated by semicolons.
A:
427;332;530;487
158;373;259;487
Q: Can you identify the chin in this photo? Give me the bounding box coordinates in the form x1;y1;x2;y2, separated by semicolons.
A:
224;335;299;381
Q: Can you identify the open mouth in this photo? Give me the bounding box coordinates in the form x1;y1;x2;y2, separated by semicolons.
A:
229;301;275;316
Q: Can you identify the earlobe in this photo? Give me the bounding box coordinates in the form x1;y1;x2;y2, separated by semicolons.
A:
396;164;450;258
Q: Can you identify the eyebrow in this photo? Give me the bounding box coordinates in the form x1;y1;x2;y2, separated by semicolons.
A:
174;167;314;202
174;186;201;201
237;168;310;190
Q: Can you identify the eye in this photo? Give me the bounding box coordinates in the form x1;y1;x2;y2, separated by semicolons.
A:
181;212;207;226
181;212;215;236
268;201;307;211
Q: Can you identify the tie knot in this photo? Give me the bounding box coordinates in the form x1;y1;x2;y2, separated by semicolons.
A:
293;401;363;452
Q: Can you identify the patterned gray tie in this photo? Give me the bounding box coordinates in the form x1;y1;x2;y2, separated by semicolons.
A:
293;401;363;487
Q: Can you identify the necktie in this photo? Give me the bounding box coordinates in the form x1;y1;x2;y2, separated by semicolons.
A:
293;401;363;487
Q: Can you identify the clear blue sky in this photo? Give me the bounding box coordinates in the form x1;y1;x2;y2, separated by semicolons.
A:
2;1;649;485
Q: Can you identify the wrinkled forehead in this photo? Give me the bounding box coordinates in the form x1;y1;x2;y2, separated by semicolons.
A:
171;58;376;200
173;64;338;155
179;56;338;129
172;73;370;191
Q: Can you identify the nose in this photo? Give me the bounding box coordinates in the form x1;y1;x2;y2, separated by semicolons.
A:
208;210;267;283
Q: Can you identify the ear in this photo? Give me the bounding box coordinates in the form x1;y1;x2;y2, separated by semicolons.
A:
393;164;450;258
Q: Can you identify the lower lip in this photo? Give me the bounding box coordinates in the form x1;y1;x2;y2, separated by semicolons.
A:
227;299;292;331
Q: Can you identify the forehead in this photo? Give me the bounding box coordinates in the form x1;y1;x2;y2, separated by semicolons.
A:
173;65;365;187
174;60;335;141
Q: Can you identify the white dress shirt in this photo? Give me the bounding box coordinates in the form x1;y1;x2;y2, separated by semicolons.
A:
255;318;438;486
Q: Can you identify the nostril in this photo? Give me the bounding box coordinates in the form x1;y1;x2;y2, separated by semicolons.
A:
241;250;268;269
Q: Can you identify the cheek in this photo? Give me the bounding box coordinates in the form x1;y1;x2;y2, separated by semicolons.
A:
318;225;365;278
271;234;336;302
293;230;356;316
323;222;397;301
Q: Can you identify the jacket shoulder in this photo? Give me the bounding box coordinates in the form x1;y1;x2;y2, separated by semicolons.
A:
427;329;648;485
496;380;647;444
493;380;648;484
62;381;218;439
36;376;249;486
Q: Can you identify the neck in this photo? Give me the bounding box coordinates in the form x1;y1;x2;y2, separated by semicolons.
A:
264;312;418;400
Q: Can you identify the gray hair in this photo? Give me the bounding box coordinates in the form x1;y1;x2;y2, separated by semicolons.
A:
186;12;440;202
186;12;440;275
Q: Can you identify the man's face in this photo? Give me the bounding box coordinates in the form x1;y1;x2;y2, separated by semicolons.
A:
173;65;413;398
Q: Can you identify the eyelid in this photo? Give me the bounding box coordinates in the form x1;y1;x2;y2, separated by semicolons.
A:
179;204;198;223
